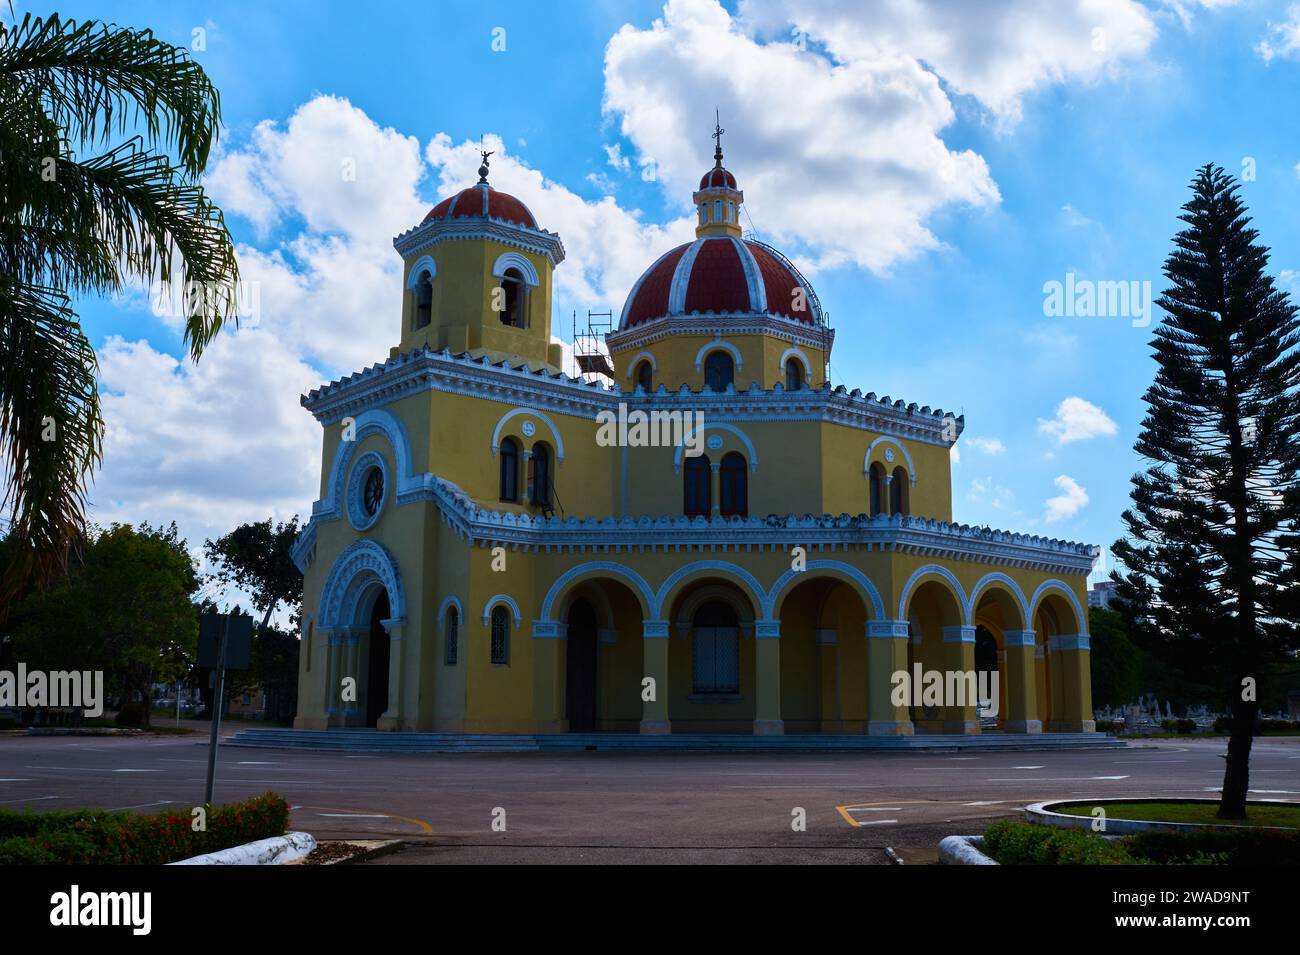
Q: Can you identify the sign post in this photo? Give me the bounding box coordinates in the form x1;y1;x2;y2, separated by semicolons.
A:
198;612;253;806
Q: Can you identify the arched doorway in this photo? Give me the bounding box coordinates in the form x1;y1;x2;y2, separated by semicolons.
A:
365;592;390;728
974;625;998;727
566;598;599;732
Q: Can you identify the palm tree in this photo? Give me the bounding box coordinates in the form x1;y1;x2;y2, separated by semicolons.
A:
0;13;238;604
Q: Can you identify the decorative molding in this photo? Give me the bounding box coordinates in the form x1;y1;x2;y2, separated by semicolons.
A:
942;625;977;643
1003;629;1037;647
865;437;917;487
1029;580;1089;636
532;621;566;639
623;350;658;380
345;450;388;531
405;255;437;287
643;620;670;639
897;564;970;623
653;560;767;619
609;312;834;356
316;408;422;523
778;346;812;378
482;594;522;627
1048;633;1090;652
672;422;758;474
765;559;885;620
489;406;566;463
317;539;405;629
491;251;540;287
393;214;565;267
693;338;744;372
967;572;1031;629
754;619;781;639
437;595;463;629
866;620;910;639
538;560;656;621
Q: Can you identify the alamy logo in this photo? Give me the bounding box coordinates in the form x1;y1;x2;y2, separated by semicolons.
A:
1042;271;1152;328
890;666;999;718
50;885;151;935
595;403;705;456
0;665;104;717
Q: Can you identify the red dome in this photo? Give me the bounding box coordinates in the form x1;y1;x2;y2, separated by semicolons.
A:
421;183;537;229
699;166;737;190
620;236;818;329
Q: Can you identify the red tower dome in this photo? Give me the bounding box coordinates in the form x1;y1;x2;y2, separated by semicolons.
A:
419;151;538;229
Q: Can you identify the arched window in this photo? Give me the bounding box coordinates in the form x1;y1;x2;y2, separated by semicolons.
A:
635;360;653;392
529;443;551;507
719;452;747;517
703;350;734;392
684;454;711;516
891;466;909;516
869;462;886;517
413;270;432;330
714;199;722;222
785;357;803;391
499;438;520;502
500;268;527;328
445;605;459;665
692;601;739;693
490;606;509;665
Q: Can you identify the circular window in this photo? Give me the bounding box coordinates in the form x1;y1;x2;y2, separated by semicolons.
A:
363;467;384;516
347;451;388;530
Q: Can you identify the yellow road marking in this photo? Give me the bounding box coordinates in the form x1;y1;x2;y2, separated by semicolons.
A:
835;798;1009;829
300;805;434;834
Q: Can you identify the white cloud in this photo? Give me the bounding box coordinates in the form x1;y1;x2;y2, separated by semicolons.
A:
1257;4;1300;62
424;133;694;312
1037;396;1118;444
604;143;631;172
966;436;1006;454
968;476;1016;510
741;0;1158;124
1044;474;1089;522
603;0;1000;273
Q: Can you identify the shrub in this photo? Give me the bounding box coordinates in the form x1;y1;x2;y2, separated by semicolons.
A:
981;820;1134;865
1176;719;1196;734
1160;719;1177;732
114;703;147;727
1213;716;1232;733
0;791;289;864
1125;829;1300;866
1095;720;1122;734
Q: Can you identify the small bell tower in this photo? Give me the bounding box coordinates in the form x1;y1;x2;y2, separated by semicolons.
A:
693;113;744;239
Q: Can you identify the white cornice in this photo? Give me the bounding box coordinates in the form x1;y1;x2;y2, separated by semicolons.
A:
300;475;1097;576
300;346;964;446
607;313;833;353
392;216;565;266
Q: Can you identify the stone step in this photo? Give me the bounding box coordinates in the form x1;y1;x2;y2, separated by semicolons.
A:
221;728;1123;754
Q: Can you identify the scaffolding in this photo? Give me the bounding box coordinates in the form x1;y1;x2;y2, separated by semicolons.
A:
572;308;614;383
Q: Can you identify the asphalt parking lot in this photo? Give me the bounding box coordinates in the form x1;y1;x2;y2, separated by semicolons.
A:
2;733;1298;863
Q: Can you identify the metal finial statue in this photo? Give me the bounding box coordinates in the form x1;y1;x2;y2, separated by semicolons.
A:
478;142;494;183
712;109;725;167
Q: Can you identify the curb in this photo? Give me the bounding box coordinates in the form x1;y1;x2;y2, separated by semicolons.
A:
1025;798;1300;835
168;831;316;865
938;835;998;865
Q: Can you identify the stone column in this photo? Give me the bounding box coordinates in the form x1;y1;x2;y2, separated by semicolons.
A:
1047;633;1094;732
1035;643;1049;728
710;461;721;517
377;617;405;731
883;473;894;514
865;620;915;736
320;629;338;726
532;621;568;733
942;625;980;734
754;620;783;735
640;620;671;734
1002;629;1041;734
815;629;840;732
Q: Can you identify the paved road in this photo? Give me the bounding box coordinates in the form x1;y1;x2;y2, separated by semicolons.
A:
2;733;1298;863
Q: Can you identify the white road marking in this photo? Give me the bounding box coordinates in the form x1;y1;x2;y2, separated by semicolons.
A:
108;800;175;811
0;779;32;782
854;819;898;825
316;813;389;818
988;775;1129;782
1013;766;1045;770
963;800;1004;806
111;769;161;773
853;807;902;812
0;795;59;805
236;761;279;765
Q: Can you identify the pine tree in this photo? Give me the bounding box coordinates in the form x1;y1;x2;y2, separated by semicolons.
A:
1112;164;1300;819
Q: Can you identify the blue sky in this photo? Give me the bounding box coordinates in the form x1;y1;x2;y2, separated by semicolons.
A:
19;0;1300;580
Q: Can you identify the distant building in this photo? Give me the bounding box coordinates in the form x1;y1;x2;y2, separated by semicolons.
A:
1088;580;1119;610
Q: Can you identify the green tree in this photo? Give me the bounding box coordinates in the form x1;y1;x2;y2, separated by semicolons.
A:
1087;607;1141;709
204;517;303;632
10;522;200;724
0;14;238;604
1112;164;1300;818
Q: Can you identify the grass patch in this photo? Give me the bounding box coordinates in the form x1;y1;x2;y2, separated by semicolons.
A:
983;819;1300;865
1054;800;1300;828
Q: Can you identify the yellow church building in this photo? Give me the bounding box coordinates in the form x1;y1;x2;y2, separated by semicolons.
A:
290;134;1098;739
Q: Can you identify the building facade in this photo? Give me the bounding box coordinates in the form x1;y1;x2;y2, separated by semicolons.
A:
291;139;1098;737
